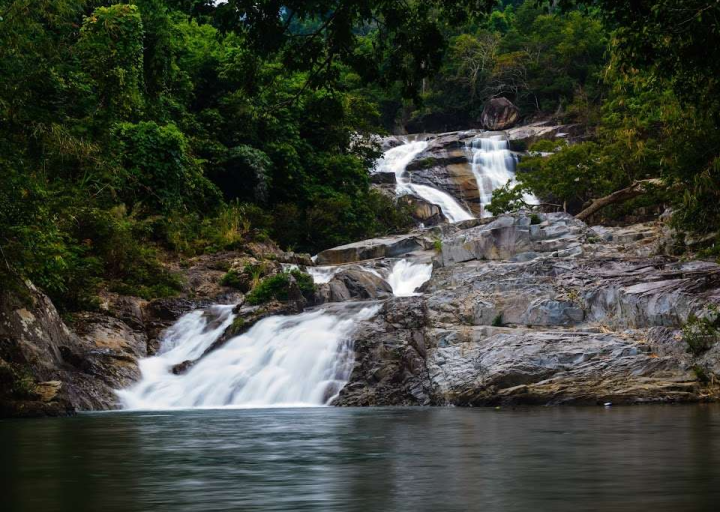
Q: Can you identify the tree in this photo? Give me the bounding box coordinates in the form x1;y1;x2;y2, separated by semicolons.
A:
77;4;145;122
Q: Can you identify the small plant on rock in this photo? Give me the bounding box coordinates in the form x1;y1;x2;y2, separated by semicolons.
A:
683;305;720;356
492;314;504;327
221;269;245;289
246;270;315;305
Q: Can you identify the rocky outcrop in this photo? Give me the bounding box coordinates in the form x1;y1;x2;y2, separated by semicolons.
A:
480;97;520;130
334;213;720;406
506;121;587;151
0;281;144;416
398;195;446;226
317;268;394;303
315;233;434;265
405;133;481;215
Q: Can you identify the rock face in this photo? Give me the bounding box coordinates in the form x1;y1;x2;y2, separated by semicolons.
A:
480;97;520;130
0;281;143;416
398;195;446;226
405;133;481;215
334;213;720;406
318;268;394;303
315;233;434;265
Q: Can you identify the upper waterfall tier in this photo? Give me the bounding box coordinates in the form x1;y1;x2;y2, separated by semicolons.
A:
374;140;473;223
467;136;538;217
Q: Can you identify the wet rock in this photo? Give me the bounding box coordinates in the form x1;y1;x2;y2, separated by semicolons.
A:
323;268;393;303
399;195;446;226
370;172;397;185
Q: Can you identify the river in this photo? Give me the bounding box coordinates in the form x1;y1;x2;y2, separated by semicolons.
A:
2;405;719;511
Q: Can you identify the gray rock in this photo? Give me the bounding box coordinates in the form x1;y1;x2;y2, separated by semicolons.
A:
315;233;432;265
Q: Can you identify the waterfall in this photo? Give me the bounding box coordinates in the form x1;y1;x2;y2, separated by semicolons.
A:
387;259;433;297
468;136;537;217
376;141;473;223
118;304;379;410
307;266;340;284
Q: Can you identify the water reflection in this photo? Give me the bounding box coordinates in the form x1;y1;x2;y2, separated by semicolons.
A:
2;406;719;511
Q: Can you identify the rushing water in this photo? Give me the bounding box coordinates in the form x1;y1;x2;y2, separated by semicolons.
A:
386;259;433;297
118;304;379;410
2;406;719;512
376;140;474;223
467;136;537;216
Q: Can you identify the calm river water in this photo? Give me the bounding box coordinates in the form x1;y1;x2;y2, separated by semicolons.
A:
2;405;719;511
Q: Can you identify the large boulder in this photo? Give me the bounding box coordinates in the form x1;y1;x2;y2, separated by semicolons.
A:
320;268;393;303
315;233;431;265
480;97;520;130
398;195;446;226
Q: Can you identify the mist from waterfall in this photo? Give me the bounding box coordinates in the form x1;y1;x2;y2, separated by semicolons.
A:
118;304;379;410
375;141;473;223
468;136;538;217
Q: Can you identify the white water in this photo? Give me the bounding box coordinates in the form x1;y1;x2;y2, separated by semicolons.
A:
387;259;433;297
118;304;379;410
376;141;473;223
307;266;340;284
468;136;537;217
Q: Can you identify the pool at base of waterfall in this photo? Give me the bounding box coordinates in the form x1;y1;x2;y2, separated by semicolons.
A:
2;406;719;512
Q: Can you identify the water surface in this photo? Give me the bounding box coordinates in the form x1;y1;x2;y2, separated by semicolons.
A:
2;406;719;511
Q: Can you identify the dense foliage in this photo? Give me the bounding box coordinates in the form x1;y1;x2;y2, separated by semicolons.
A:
486;0;720;245
2;0;719;312
1;0;488;309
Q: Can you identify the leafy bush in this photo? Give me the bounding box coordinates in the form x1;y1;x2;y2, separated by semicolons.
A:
492;314;504;327
683;307;720;356
486;182;532;216
530;214;542;225
246;270;315;305
220;270;245;289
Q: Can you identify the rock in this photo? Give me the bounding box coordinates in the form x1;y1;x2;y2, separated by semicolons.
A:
480;97;520;130
315;233;431;265
405;135;481;215
370;172;397;185
398;195;446;226
0;279;148;416
276;251;314;267
322;268;393;303
335;212;720;407
506;121;587;151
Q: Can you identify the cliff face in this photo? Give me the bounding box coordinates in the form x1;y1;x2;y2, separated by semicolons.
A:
334;213;720;406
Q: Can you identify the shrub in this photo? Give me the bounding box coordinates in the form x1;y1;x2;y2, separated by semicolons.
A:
530;214;542;225
246;270;315;305
492;314;504;327
221;269;245;289
486;182;531;216
683;306;720;356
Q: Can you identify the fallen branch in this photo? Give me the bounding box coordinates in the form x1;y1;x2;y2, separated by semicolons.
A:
576;178;665;221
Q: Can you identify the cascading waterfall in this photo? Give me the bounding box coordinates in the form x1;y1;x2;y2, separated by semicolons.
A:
468;136;537;216
307;266;340;284
118;304;379;410
376;141;474;223
387;259;433;297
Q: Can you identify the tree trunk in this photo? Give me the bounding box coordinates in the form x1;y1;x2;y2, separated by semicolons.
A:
575;179;665;222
